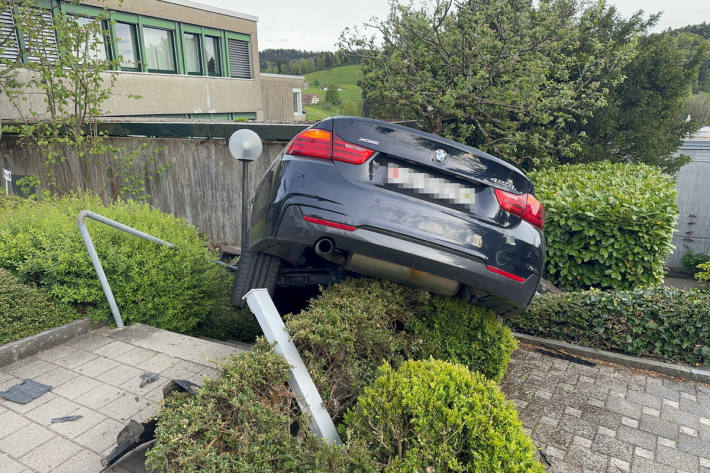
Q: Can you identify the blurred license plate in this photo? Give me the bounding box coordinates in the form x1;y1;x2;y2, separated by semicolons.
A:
386;163;476;206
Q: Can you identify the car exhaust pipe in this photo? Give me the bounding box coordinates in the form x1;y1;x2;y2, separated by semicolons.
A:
314;238;347;265
313;238;460;296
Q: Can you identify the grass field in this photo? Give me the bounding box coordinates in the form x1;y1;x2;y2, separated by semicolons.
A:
303;65;363;121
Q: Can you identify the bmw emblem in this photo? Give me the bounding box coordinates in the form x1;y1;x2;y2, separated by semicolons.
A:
433;149;447;163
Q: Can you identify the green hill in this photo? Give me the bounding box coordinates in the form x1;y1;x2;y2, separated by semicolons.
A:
303;65;363;121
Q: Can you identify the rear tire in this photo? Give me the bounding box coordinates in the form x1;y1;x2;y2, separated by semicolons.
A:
231;250;282;308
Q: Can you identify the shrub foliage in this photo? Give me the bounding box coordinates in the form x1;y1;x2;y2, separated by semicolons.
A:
530;162;677;290
344;359;544;473
146;341;377;473
695;257;710;282
0;268;81;345
285;277;517;421
0;194;226;333
414;294;517;382
508;288;710;366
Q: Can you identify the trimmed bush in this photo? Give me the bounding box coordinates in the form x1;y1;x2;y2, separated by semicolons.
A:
193;271;263;343
0;194;226;333
508;288;710;366
344;359;544;473
414;294;517;382
695;257;710;282
529;162;677;290
146;341;377;473
0;195;24;212
284;278;431;422
0;268;81;345
285;277;517;421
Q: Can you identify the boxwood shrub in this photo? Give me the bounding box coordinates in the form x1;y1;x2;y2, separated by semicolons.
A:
146;341;377;473
529;162;677;290
0;268;81;345
0;194;227;333
508;287;710;366
284;277;516;422
343;359;544;473
414;293;517;382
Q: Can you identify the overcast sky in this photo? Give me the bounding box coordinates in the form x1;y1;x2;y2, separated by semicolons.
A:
199;0;709;51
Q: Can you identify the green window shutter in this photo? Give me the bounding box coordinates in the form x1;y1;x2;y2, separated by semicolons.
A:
227;38;250;78
25;8;58;63
0;8;19;60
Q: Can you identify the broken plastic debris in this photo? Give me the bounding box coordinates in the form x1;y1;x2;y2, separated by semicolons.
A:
0;379;51;404
139;372;159;388
51;415;83;423
162;379;201;397
101;418;157;469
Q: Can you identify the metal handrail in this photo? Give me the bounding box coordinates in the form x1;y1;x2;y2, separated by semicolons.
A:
77;210;175;328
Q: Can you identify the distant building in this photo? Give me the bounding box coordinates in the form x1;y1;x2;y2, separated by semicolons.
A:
302;93;320;105
0;0;306;122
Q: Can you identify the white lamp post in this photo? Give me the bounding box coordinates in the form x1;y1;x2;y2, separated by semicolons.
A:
228;129;263;254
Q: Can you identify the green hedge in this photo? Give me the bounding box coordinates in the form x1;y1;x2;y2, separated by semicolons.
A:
0;268;81;345
529;162;677;290
508;288;710;366
284;277;516;422
146;341;377;473
344;360;544;473
696;258;710;282
0;194;226;333
414;293;517;382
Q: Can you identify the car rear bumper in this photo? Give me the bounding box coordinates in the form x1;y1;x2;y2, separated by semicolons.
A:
251;204;541;311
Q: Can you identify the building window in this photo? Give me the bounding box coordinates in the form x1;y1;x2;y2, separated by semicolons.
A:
0;8;20;61
293;88;302;115
183;32;201;75
142;26;176;73
75;17;107;60
115;22;139;70
25;8;58;63
204;35;220;76
227;38;251;79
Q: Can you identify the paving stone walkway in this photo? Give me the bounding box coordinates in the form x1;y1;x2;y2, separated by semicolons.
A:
501;344;710;473
0;324;241;473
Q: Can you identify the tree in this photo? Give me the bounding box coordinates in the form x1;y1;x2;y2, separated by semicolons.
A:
341;100;362;116
671;31;710;93
3;1;167;198
575;33;705;173
341;0;652;170
325;86;342;106
686;93;710;126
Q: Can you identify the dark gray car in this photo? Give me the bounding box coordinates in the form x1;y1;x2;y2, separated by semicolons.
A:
232;116;545;315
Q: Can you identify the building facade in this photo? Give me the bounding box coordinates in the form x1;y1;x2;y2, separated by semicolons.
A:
0;0;306;122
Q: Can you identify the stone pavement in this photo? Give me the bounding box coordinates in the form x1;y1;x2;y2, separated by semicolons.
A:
0;324;242;473
501;344;710;473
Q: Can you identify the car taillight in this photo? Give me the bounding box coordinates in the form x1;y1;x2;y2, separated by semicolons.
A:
285;129;375;165
494;188;545;229
522;194;544;229
286;129;331;158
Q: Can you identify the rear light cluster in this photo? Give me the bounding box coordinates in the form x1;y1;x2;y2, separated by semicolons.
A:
285;129;375;165
494;188;545;229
